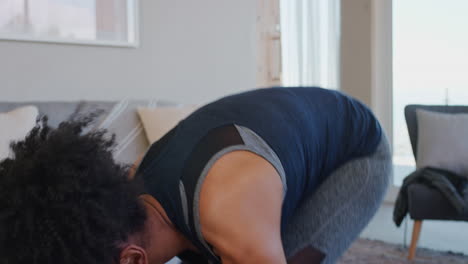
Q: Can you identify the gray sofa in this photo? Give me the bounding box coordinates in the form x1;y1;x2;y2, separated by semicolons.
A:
0;100;174;165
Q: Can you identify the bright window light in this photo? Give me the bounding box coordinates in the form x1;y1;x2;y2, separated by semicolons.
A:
393;0;468;185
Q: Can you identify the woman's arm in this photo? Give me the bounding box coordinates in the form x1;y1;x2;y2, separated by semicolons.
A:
199;150;287;264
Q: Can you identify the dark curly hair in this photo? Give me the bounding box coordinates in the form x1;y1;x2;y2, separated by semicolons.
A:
0;115;147;264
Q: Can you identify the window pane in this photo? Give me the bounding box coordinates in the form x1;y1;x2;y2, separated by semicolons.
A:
393;0;468;185
0;0;25;33
0;0;137;45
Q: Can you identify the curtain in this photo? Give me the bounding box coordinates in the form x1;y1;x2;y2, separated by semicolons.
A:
280;0;340;89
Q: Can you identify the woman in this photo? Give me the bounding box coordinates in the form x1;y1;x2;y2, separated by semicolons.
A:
0;87;391;264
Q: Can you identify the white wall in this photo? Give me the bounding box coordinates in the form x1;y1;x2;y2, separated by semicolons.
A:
0;0;257;104
340;0;373;106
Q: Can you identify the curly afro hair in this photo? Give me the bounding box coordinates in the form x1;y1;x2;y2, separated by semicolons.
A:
0;115;147;264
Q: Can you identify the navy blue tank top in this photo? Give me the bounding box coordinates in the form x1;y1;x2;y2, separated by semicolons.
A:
135;87;382;263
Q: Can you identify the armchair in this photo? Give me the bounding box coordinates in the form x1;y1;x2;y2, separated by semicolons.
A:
404;105;468;260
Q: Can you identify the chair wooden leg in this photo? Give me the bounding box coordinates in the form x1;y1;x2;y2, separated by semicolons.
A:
408;220;423;260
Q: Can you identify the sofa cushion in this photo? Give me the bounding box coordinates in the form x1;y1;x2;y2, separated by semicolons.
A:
416;109;468;178
137;106;197;144
0;106;38;160
408;183;468;220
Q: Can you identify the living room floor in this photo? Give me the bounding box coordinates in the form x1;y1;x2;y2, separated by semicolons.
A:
361;202;468;256
166;202;468;264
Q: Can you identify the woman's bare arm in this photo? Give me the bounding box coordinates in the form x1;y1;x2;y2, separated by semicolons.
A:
199;150;287;264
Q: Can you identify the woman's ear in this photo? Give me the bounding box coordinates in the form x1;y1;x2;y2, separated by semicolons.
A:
120;244;148;264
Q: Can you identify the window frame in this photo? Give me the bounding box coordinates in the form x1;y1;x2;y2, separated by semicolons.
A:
0;0;140;48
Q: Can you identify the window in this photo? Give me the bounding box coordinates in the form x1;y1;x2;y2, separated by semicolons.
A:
279;0;340;89
0;0;138;47
393;0;468;185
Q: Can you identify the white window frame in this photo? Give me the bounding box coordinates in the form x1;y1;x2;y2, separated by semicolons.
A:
0;0;140;48
372;0;396;202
